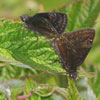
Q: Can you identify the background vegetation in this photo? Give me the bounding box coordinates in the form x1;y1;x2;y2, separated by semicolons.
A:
0;0;100;100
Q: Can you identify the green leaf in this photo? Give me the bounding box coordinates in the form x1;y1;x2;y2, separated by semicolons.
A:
0;79;24;99
66;78;81;100
0;0;100;99
0;19;63;73
67;0;83;31
79;0;100;28
36;0;74;11
76;78;96;100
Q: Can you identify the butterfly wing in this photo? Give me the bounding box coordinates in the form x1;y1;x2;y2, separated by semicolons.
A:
56;28;95;79
30;13;68;38
47;13;68;34
21;13;68;38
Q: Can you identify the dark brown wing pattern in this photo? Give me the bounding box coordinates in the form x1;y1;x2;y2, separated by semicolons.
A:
47;13;68;34
31;13;68;38
20;13;68;39
54;28;95;79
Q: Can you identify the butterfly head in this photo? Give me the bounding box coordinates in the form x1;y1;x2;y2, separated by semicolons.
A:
20;15;31;23
69;71;78;80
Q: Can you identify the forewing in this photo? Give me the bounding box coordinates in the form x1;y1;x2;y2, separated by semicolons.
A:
57;28;95;71
21;13;68;38
48;13;68;34
31;15;58;38
32;13;68;35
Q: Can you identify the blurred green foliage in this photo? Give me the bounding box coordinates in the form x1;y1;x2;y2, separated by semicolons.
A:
0;0;100;100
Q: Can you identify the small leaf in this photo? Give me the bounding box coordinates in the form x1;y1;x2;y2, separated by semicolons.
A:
0;79;24;99
76;78;96;100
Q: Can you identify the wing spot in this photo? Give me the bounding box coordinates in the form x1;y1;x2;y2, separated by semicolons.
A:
57;38;59;41
59;37;62;40
59;43;61;46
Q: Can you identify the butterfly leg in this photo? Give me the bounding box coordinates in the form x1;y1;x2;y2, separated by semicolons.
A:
23;28;27;38
53;59;62;63
34;31;39;41
49;59;61;64
53;59;60;63
23;24;29;38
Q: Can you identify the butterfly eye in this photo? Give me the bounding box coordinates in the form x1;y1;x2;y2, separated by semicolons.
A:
20;15;29;22
22;18;26;22
20;16;26;22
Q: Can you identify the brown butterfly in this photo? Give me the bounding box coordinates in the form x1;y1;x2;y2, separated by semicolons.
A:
51;28;95;80
20;13;68;40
